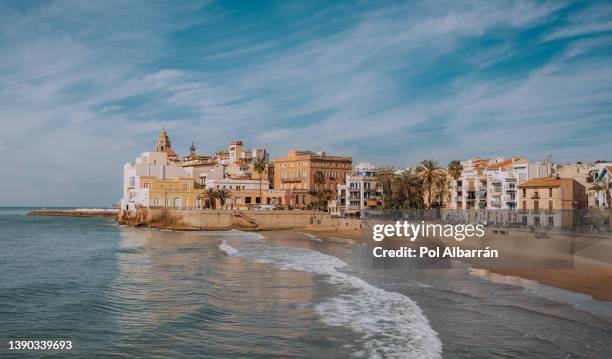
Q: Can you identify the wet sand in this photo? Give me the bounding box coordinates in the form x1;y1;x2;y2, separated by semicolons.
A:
481;263;612;301
298;228;612;302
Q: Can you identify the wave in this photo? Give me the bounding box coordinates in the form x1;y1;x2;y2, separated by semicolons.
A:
218;240;238;256
226;232;442;359
305;233;323;242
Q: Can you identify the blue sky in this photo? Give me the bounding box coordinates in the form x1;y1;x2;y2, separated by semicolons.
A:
1;0;611;206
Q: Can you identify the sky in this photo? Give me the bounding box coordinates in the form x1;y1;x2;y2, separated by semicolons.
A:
1;0;611;206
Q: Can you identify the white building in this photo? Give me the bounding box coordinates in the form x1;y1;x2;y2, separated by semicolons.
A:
120;129;189;210
452;157;549;210
593;166;612;208
335;163;378;217
120;151;189;210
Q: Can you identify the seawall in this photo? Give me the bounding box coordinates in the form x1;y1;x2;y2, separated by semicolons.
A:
28;209;119;217
116;208;361;231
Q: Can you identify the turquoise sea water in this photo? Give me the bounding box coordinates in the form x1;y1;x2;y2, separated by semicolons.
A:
1;208;611;358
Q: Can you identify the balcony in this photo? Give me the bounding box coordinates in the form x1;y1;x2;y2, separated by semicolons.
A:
531;194;540;199
281;178;301;183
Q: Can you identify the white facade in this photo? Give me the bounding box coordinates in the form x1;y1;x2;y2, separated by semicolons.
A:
206;177;270;191
336;164;378;217
593;166;612;208
452;158;549;210
120;151;188;210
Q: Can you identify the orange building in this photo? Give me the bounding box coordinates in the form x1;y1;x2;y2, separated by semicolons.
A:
517;177;587;227
518;177;587;211
273;150;352;208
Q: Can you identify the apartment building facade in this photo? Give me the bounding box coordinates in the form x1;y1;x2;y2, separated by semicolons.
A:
334;164;379;217
273;150;352;208
451;157;549;210
517;177;587;227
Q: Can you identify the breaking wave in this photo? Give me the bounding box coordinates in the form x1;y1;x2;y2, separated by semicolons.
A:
221;231;442;359
218;240;238;256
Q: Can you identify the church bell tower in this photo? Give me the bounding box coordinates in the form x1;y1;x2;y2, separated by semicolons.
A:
156;128;171;152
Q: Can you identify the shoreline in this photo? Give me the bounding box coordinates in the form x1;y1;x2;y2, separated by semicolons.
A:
296;229;612;302
27;209;118;217
28;208;612;303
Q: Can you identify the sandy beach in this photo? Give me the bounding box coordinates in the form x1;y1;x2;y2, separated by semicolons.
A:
300;227;612;302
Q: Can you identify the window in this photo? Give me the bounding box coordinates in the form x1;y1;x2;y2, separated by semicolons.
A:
246;197;252;204
522;200;526;209
144;182;150;189
522;216;527;225
522;188;526;197
182;183;189;191
549;188;553;197
548;217;554;226
235;197;242;204
534;217;540;226
548;200;553;211
129;177;135;187
534;200;539;212
256;197;261;204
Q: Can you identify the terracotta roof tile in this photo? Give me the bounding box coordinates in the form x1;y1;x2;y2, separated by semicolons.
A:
518;177;574;188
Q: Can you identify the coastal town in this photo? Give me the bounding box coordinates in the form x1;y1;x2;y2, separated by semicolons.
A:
119;128;612;228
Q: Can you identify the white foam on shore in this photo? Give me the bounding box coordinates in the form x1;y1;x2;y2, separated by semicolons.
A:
225;231;442;359
305;233;323;242
218;240;238;256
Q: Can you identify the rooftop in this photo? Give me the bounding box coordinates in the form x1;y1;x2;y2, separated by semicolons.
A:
518;177;575;188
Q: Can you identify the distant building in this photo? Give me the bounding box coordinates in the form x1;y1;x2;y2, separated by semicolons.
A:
451;157;549;210
592;166;612;208
120;130;202;210
334;163;379;217
517;177;587;227
273;150;352;209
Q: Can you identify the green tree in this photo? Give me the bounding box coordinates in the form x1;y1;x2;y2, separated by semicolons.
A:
447;160;463;181
391;168;424;209
204;188;216;209
214;189;232;209
252;156;268;204
313;170;326;190
375;167;396;205
417;159;444;208
316;188;335;211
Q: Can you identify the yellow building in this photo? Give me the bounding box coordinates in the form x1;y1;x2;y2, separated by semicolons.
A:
273;150;352;208
140;176;206;209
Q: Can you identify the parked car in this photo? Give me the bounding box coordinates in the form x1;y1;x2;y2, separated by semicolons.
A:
254;205;276;210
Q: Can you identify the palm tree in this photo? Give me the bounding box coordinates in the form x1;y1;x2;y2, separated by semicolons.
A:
433;170;450;207
313;171;326;190
391;168;424;209
591;177;612;209
417;159;444;208
316;188;335;211
447;160;463;181
214;189;232;209
252;156;268;204
375;167;396;205
204;188;216;209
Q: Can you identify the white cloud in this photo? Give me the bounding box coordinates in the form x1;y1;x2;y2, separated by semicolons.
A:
0;0;610;206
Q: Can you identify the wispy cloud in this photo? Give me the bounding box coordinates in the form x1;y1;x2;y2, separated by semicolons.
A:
0;0;610;206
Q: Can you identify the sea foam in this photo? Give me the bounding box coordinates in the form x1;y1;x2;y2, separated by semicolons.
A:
218;240;238;256
224;231;442;359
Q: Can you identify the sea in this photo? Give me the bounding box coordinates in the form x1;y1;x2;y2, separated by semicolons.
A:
1;207;611;358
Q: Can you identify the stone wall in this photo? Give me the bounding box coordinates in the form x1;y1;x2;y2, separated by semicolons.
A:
117;208;361;231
